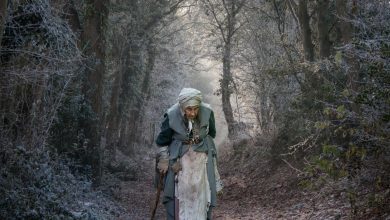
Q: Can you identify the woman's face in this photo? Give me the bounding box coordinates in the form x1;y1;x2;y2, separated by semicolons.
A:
184;106;199;120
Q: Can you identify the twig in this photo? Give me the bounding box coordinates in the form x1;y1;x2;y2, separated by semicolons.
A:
281;159;304;174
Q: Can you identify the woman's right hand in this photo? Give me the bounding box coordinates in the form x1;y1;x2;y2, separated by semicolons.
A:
157;159;169;174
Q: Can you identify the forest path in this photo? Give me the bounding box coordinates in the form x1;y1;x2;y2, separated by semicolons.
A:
115;153;350;220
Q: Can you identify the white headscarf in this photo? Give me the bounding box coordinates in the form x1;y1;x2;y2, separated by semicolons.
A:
177;88;202;109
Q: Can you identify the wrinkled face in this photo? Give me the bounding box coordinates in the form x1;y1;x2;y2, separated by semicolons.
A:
184;106;199;120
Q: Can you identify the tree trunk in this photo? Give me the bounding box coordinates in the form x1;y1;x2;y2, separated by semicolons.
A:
204;0;245;139
336;0;352;45
63;0;81;35
0;0;7;49
222;40;236;139
81;0;108;187
122;42;141;152
106;69;122;162
127;39;157;146
221;0;239;139
142;39;156;101
105;32;128;162
298;0;314;61
127;39;156;146
336;0;357;91
317;0;331;58
336;0;359;113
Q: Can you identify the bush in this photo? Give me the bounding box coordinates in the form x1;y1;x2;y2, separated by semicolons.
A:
275;2;390;217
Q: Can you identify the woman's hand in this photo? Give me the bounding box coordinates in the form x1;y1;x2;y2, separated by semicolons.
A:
157;159;169;174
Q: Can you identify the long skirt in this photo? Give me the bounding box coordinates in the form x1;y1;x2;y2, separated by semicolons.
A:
177;147;211;220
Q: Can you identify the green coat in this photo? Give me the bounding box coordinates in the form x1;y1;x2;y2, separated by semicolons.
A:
156;102;218;219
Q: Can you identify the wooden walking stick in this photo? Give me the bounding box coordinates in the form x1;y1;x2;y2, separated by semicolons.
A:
151;172;165;220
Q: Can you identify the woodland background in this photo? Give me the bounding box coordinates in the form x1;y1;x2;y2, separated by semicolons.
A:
0;0;389;219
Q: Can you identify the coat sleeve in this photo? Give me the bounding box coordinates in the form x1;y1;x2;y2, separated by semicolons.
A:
208;111;216;138
156;113;174;146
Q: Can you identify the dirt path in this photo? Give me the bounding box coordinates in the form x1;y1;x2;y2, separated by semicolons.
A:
114;176;163;219
115;156;350;220
212;166;350;220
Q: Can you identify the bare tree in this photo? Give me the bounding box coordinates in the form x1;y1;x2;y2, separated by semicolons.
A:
61;0;81;35
317;0;331;58
336;0;359;93
81;0;109;187
0;0;7;48
297;0;314;61
202;0;246;139
103;0;190;159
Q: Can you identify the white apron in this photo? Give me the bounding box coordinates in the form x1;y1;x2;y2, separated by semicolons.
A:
177;147;211;220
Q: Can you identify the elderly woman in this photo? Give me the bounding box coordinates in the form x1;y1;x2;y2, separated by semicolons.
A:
156;88;223;220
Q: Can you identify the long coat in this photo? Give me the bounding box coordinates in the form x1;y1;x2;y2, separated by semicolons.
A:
156;102;218;220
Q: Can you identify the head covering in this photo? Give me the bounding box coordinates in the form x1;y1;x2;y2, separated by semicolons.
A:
177;88;202;109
